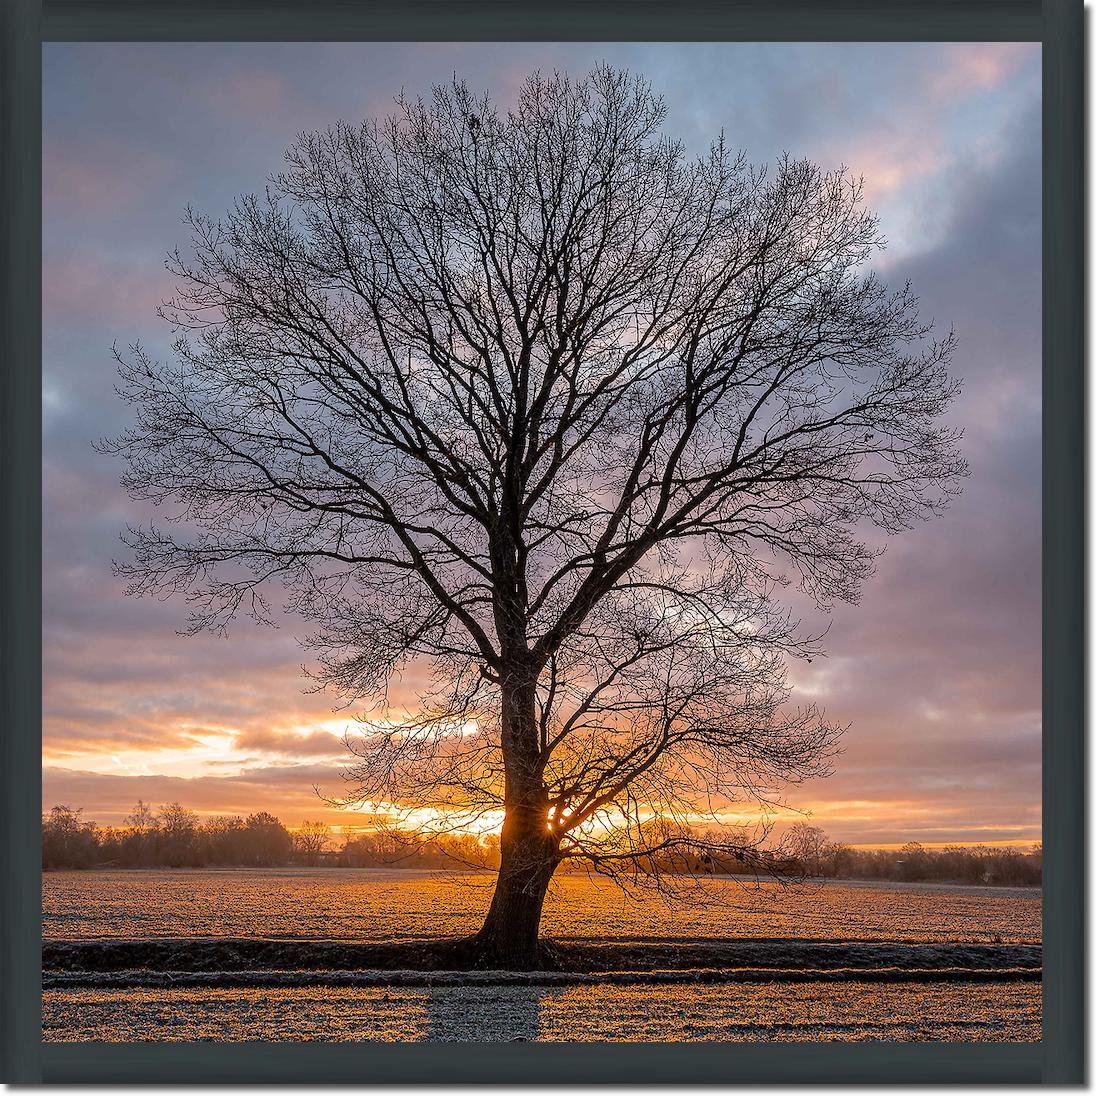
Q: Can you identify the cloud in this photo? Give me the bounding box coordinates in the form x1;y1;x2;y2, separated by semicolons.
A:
43;136;173;218
928;42;1036;101
42;763;352;827
232;726;350;758
43;252;171;327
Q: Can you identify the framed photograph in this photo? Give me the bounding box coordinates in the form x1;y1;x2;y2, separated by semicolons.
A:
2;0;1082;1084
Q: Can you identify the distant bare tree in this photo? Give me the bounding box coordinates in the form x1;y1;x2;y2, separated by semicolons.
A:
156;801;199;867
293;820;332;865
105;66;965;967
786;820;828;877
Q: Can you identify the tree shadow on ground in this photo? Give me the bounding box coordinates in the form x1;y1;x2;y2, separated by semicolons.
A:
421;984;546;1042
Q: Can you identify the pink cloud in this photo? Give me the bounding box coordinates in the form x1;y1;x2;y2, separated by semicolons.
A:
198;67;323;135
42;252;171;325
805;43;1037;230
218;70;289;113
43;137;172;218
841;131;945;202
929;43;1037;101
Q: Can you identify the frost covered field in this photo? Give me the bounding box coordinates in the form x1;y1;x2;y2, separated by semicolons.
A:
43;867;1041;943
42;869;1042;1042
44;982;1040;1043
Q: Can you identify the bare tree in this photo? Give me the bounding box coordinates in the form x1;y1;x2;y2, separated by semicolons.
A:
786;820;828;877
293;819;333;865
104;66;965;967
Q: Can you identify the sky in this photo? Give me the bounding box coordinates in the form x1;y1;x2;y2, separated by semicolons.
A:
42;42;1041;845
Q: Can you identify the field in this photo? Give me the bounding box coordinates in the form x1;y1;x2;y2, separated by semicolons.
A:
42;869;1041;1043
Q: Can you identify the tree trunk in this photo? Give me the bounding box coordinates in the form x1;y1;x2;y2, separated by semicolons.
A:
472;806;558;968
469;660;558;969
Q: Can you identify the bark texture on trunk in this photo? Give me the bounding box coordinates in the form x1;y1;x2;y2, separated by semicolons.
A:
472;807;559;968
468;661;558;969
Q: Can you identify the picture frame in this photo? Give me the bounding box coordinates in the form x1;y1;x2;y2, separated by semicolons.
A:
1;0;1082;1083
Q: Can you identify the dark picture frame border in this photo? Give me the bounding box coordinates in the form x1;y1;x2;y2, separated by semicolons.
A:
2;0;1082;1083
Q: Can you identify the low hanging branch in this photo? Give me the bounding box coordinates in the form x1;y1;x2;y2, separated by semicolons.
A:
103;65;966;968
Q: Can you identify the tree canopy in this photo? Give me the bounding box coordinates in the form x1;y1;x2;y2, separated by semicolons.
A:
105;66;965;964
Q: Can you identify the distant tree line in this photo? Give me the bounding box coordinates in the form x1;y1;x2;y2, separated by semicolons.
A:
772;821;1042;887
41;804;1040;885
42;803;303;870
597;820;1041;887
40;802;501;871
338;829;501;870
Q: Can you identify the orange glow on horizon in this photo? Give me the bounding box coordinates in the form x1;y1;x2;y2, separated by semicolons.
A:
42;712;1041;847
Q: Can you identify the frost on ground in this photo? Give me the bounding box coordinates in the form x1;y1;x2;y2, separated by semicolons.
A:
42;870;1043;944
42;982;1042;1043
41;872;1042;1042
